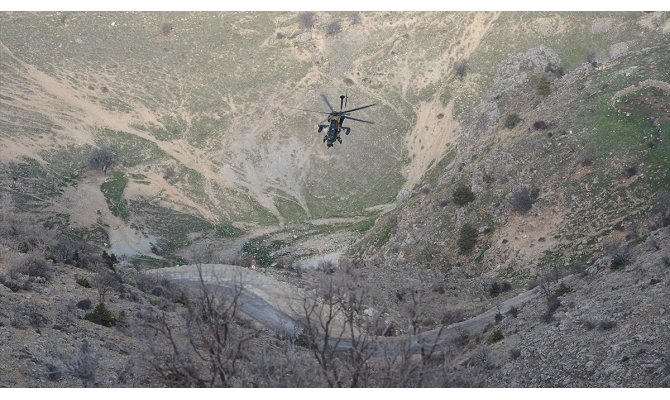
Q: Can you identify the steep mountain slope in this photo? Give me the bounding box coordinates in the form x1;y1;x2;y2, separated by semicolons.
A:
348;13;669;327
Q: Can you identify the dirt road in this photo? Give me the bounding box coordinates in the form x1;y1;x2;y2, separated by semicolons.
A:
151;263;546;356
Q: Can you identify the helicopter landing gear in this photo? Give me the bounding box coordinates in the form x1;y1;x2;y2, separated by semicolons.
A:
323;135;327;143
318;125;325;133
344;127;351;135
337;136;342;144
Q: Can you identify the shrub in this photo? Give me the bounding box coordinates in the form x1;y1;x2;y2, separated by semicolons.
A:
623;165;637;178
489;281;501;297
298;11;315;29
509;187;539;214
458;223;478;254
76;277;91;288
663;255;670;267
10;256;50;282
504;113;522;129
579;150;593;167
537;74;551;96
84;303;117;327
87;145;117;176
455;59;468;78
76;299;93;310
533;120;549;130
326;20;341;35
160;22;174;35
348;13;361;25
587;49;597;65
583;319;596;330
488;329;504;343
0;275;22;292
441;309;466;325
494;313;503;323
507;306;519;318
541;296;561;323
488;281;511;297
101;251;118;268
598;320;616;331
571;262;587;276
545;62;564;77
453;183;475;206
607;243;632;271
163;165;176;180
46;364;63;382
510;348;521;359
453;330;471;347
554;282;572;297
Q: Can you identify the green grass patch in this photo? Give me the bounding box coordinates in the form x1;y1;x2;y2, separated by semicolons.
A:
129;200;215;260
149;114;188;141
100;170;129;220
214;220;244;238
352;217;376;233
242;237;286;268
274;194;308;221
95;129;169;168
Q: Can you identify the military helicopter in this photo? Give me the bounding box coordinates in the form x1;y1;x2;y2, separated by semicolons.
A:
291;92;376;148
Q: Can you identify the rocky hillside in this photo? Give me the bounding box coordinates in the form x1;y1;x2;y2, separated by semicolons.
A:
347;17;670;322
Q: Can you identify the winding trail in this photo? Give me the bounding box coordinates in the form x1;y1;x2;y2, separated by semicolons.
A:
150;263;545;356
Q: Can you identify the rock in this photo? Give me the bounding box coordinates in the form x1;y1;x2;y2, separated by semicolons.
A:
640;362;656;373
591;18;614;34
396;189;412;206
585;360;595;372
609;42;629;59
460;100;500;145
477;225;492;235
533;17;558;36
489;45;560;100
294;32;311;43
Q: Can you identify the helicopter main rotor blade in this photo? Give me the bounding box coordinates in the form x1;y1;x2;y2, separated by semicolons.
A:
287;105;331;115
345;116;375;124
321;94;336;113
342;103;377;114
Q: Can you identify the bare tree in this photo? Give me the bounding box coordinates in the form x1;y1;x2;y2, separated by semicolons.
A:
64;340;98;387
147;265;253;387
92;269;122;304
299;276;348;387
88;145;117;176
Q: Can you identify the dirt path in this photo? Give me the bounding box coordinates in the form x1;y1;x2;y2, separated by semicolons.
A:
611;79;670;105
152;261;547;356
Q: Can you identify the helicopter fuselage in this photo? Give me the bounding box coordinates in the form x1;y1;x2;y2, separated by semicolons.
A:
326;115;344;145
